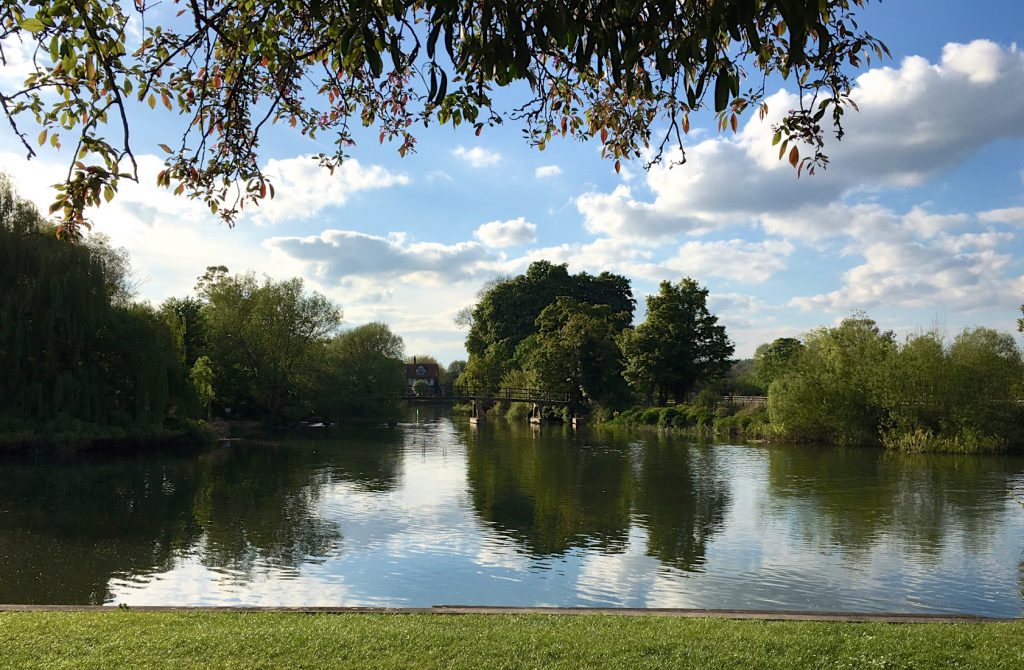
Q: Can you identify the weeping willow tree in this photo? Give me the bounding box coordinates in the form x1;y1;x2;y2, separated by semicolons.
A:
0;174;192;433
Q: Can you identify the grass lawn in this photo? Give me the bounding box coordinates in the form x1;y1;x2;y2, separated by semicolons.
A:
1;611;1022;669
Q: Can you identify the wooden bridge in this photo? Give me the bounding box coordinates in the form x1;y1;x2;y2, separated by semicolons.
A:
402;385;571;406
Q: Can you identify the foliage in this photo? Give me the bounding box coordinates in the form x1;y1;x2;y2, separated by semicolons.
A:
0;174;192;431
620;277;734;405
1;1;887;236
516;297;630;410
878;328;1023;453
766;317;1024;452
768;315;894;446
444;359;467;386
307;322;405;421
161;296;209;367
189;355;216;419
753;337;804;390
463;261;634;390
200;272;342;422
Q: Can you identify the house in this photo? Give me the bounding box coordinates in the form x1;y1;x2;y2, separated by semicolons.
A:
405;357;441;393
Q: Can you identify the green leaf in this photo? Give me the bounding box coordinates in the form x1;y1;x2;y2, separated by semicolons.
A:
19;18;45;33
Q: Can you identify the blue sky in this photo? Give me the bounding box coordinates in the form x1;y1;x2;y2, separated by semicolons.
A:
2;1;1023;363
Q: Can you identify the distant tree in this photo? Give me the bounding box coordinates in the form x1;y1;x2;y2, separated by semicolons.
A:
768;315;894;445
753;337;804;390
463;261;634;390
312;322;405;420
444;360;467;386
161;296;208;367
620;278;733;405
83;233;138;307
3;0;887;235
189;355;216;420
517;298;630;410
201;273;342;423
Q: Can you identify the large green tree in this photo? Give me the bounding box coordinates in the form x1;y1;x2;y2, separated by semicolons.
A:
311;322;406;421
620;278;733;405
1;1;886;235
201;272;342;422
516;298;630;410
462;261;633;389
767;315;894;445
0;173;192;428
753;337;804;390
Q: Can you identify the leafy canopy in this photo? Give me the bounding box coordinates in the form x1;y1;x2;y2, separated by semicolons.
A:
620;277;734;404
1;0;886;237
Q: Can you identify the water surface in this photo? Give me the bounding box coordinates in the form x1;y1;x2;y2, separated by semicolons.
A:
2;413;1023;615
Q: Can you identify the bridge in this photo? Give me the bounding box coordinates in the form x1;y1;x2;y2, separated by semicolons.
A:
402;385;571;406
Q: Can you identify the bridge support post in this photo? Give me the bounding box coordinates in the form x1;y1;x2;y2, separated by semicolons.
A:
529;403;542;425
469;398;484;425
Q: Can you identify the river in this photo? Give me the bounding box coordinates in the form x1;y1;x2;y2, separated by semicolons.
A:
2;410;1023;616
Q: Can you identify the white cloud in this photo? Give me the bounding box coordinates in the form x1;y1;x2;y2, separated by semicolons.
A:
576;40;1024;242
452;145;501;168
248;156;409;226
662;239;795;284
0;36;41;87
534;164;562;178
265;229;492;283
473;217;537;247
979;206;1024;225
791;205;1024;313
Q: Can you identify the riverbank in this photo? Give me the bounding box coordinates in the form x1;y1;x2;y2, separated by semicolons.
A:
604;402;772;441
0;418;212;454
1;611;1021;669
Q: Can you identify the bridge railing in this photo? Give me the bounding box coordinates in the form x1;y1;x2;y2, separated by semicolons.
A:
402;385;570;404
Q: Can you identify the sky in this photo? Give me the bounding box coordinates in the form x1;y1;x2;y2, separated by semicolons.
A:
2;1;1023;364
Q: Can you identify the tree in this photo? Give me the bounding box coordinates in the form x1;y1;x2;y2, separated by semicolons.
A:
311;322;405;420
160;296;209;368
0;173;192;427
753;337;804;390
1;1;887;236
83;233;138;307
620;278;733;405
516;298;630;410
201;273;342;422
768;315;894;445
463;261;633;389
444;360;467;386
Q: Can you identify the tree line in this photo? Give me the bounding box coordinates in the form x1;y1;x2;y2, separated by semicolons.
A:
756;315;1024;453
457;261;734;416
457;263;1024;454
0;176;406;446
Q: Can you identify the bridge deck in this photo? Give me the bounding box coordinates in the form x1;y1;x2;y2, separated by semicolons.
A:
402;385;570;406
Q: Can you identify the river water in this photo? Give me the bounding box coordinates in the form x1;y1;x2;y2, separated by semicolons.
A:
2;411;1024;616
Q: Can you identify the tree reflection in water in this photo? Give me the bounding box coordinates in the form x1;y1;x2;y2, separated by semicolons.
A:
0;428;405;602
465;425;731;572
764;446;1010;559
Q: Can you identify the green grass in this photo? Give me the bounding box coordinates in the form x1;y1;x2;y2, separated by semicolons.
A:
1;612;1022;669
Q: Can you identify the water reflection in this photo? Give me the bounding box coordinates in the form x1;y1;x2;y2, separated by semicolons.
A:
191;445;342;575
765;447;1008;558
634;439;730;571
465;425;632;556
0;416;1022;615
0;455;202;603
